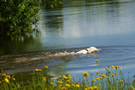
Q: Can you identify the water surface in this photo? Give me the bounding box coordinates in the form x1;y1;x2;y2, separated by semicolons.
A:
0;0;135;80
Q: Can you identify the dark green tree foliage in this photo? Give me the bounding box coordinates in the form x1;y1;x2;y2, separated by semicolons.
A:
0;0;63;38
0;0;40;37
41;0;63;8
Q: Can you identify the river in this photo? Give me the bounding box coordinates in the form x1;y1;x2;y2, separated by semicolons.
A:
0;0;135;81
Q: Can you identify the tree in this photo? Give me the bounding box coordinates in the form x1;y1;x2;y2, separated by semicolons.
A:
0;0;63;38
0;0;40;38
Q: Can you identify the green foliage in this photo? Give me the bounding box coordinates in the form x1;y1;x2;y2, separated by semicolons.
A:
0;0;63;38
41;0;63;8
0;0;40;37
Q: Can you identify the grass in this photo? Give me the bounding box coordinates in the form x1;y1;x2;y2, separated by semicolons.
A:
0;60;135;90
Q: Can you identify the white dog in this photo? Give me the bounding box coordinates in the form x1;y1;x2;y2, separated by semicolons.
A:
76;47;100;54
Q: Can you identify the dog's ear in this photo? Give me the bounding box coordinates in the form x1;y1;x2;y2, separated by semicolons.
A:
85;49;88;51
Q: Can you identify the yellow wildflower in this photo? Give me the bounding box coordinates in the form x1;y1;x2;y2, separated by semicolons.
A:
5;78;9;83
35;69;42;72
72;84;75;87
66;79;71;82
99;84;101;87
84;88;88;90
107;76;110;78
83;72;89;77
57;80;63;84
6;75;11;79
60;66;63;69
88;87;94;90
12;78;16;81
68;75;72;79
2;74;6;77
111;74;115;77
115;72;117;75
99;77;102;79
120;68;122;71
93;79;96;82
93;86;99;90
121;80;124;82
43;77;46;81
100;74;102;76
96;72;98;74
75;84;80;87
63;75;67;79
34;69;39;71
50;82;54;85
96;78;100;80
45;66;48;69
38;69;42;72
96;60;99;62
132;87;134;90
111;65;114;69
83;78;86;80
88;84;90;86
115;66;119;70
101;74;106;77
65;84;70;87
117;81;120;84
18;85;20;88
61;87;67;90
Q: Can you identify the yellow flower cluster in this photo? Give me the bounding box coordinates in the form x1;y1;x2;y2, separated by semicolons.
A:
57;80;63;84
63;75;72;79
110;65;122;71
96;77;102;80
0;63;127;90
115;66;119;70
100;73;105;77
85;86;99;90
1;74;16;83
